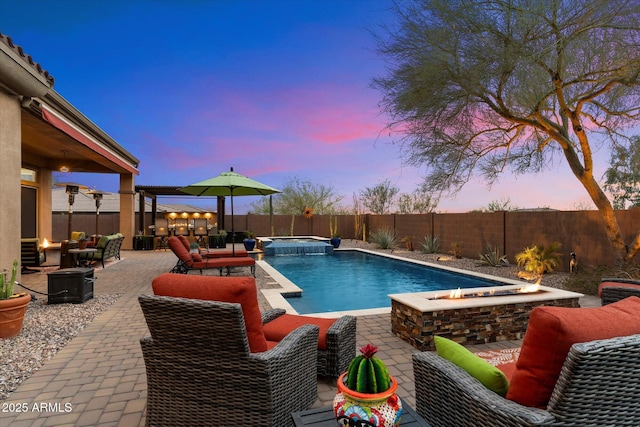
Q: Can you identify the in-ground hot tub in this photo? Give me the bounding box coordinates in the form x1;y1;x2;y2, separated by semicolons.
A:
390;284;583;350
259;236;333;256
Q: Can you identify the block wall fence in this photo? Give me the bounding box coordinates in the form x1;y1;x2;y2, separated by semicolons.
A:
54;209;640;267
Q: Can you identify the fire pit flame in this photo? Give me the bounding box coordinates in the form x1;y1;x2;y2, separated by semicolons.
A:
431;282;543;300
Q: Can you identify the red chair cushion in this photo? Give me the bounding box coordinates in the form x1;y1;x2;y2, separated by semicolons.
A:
506;297;640;408
598;281;640;297
263;314;336;350
204;257;255;267
151;273;268;353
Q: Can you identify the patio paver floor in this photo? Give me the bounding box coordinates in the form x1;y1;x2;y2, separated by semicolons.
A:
0;248;600;426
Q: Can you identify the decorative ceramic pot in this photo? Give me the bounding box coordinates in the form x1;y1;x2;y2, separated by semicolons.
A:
330;237;341;249
243;238;256;251
78;240;88;250
333;373;402;427
0;293;31;339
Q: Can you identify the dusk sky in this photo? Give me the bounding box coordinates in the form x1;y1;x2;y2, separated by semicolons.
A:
1;0;610;213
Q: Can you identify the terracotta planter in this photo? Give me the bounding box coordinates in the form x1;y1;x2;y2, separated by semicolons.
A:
0;293;31;339
78;240;88;250
333;372;402;427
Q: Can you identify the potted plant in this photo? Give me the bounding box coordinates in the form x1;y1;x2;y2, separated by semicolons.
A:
189;242;200;254
333;344;402;427
243;231;256;251
0;260;31;339
78;236;88;250
329;215;341;248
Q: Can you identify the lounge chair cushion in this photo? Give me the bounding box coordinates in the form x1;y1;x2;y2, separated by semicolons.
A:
96;235;111;249
263;314;336;350
433;336;510;397
506;296;640;408
598;280;640;297
151;273;268;353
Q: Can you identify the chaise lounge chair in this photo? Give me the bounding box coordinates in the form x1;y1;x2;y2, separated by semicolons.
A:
175;235;248;258
167;236;255;276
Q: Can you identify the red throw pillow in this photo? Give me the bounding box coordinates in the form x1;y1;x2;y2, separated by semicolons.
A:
151;273;268;352
506;297;640;408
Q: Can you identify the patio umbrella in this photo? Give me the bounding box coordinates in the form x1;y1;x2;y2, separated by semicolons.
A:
180;167;281;255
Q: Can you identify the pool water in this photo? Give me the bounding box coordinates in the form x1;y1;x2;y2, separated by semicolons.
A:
262;250;506;314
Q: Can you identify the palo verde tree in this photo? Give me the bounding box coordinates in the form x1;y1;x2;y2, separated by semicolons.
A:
373;0;640;265
603;135;640;209
249;177;343;215
397;184;439;213
360;179;400;214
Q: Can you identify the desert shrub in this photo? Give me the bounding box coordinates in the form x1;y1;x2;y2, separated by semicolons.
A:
515;242;562;277
370;228;398;249
420;235;440;254
449;242;463;259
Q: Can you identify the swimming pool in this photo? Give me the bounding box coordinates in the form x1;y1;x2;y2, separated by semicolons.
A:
259;250;512;315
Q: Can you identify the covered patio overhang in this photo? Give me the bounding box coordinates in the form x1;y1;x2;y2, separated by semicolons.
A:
0;32;140;272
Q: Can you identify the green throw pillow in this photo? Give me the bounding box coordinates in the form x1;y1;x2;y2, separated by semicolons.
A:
434;335;510;397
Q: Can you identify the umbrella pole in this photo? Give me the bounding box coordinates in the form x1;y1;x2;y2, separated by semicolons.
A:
231;194;235;256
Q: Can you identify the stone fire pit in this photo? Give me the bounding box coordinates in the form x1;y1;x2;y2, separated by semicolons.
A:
390;284;582;351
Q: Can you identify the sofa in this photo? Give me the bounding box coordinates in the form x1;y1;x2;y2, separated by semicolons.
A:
79;233;124;268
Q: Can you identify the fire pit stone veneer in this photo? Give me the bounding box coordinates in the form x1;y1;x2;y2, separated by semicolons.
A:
390;285;582;351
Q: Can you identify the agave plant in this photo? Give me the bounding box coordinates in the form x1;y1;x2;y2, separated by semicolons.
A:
0;260;18;300
370;228;398;249
420;235;440;254
346;344;391;394
478;245;509;267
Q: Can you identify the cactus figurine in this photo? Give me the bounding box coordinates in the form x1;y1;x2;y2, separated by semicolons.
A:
334;343;402;427
346;343;391;394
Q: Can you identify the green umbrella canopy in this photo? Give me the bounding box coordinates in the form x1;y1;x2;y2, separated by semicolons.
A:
180;168;280;254
180;168;281;197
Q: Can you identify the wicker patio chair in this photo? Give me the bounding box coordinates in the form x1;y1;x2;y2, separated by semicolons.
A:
599;277;640;305
262;308;357;377
138;294;319;427
413;334;640;426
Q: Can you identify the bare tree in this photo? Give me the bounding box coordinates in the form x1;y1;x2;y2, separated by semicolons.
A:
373;0;640;264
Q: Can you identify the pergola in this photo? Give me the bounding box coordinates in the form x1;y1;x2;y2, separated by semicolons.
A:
134;185;226;232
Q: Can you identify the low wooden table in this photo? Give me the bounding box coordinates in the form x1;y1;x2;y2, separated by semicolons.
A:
291;398;431;426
